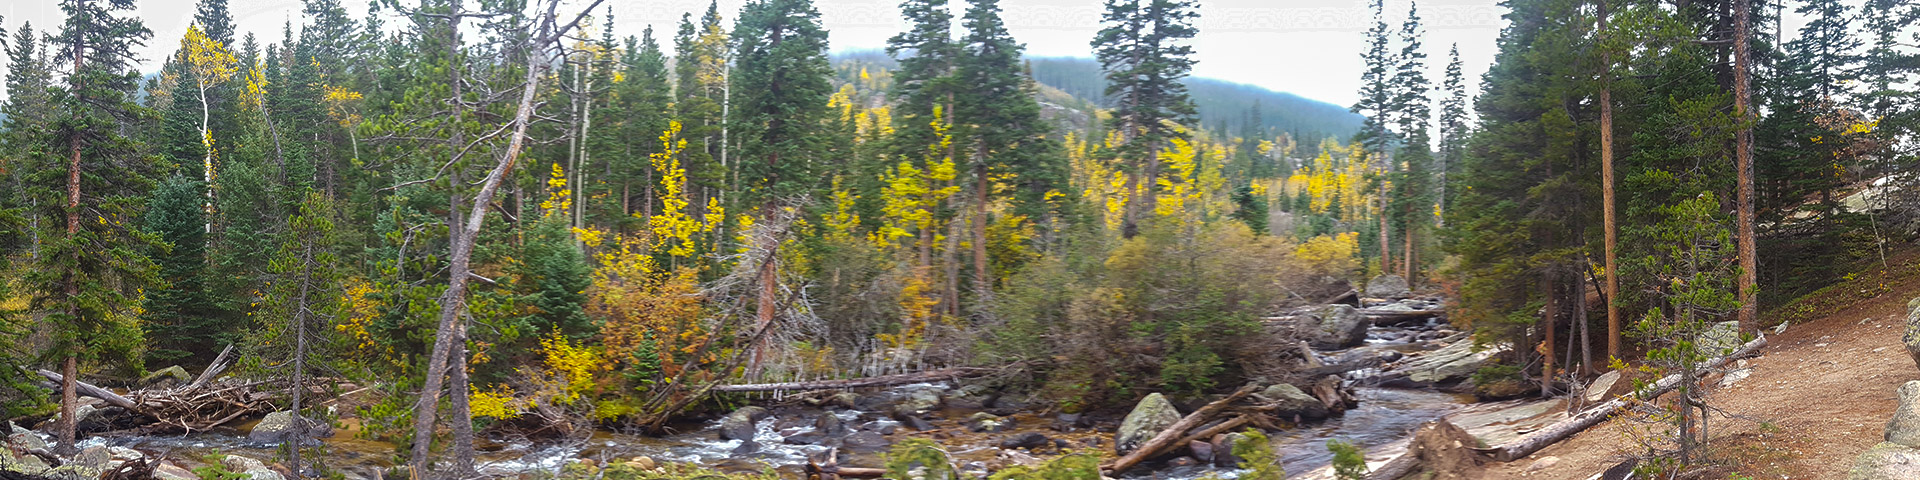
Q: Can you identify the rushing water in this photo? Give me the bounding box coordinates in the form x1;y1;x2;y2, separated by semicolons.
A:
1267;388;1474;476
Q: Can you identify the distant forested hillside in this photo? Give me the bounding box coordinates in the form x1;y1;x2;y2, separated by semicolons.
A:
829;52;1362;144
1025;56;1363;141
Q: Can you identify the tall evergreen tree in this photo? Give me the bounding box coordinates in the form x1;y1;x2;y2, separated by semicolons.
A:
1092;0;1198;237
1352;0;1394;270
887;0;958;160
954;0;1067;299
729;0;834;375
1436;44;1467;222
40;0;159;454
1387;0;1432;281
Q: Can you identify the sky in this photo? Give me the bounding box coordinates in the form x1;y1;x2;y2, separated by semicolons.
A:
0;0;1521;109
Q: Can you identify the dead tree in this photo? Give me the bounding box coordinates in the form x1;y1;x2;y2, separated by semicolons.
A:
403;1;606;477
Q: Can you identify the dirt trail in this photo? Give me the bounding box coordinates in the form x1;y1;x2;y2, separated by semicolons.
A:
1480;269;1920;479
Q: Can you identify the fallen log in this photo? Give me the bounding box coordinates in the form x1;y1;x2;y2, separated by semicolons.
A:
711;367;988;393
806;448;885;479
1103;385;1258;475
1481;335;1767;462
186;344;235;390
35;370;141;412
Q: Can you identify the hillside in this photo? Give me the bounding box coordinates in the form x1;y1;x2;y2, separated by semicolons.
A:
827;51;1364;143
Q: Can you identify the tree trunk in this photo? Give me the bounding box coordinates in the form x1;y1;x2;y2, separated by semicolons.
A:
288;243;312;478
408;1;575;472
1379;182;1392;274
59;24;85;457
1542;271;1557;396
1733;0;1759;335
972;150;990;304
1486;336;1766;462
1103;385;1258;475
1599;0;1622;363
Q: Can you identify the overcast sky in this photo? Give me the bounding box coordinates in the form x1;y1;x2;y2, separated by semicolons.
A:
1;0;1527;108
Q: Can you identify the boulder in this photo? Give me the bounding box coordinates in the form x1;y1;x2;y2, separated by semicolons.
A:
841;431;891;453
1365;275;1411;298
826;392;861;410
248;410;333;444
782;431;825;445
1210;432;1250;468
1258;384;1328;420
7;424;46;452
1114;393;1182;455
1385;340;1505;387
1700;321;1745;355
815;413;849;437
718;406;770;441
1188;440;1214;463
890;405;935;431
1583;370;1632;404
153;461;198;480
731;441;760;455
965;412;1013;433
222;455;286;480
1304;305;1372;350
1907;297;1920;372
140;366;191;390
998;432;1049;450
0;448;49;475
895;387;943;415
1889;381;1920;448
1850;442;1920;480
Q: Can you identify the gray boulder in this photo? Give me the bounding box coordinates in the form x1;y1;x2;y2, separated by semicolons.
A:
1258;384;1328;420
896;387;944;414
1889;381;1920;448
222;455;285;480
718;406;770;441
965;412;1013;433
1906;297;1920;372
248;411;333;444
1700;321;1745;355
153;462;198;480
1850;442;1920;480
1115;393;1181;455
1365;275;1411;298
842;431;892;453
1304;305;1371;350
998;432;1049;450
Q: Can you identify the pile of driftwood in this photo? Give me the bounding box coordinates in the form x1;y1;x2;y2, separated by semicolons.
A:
32;346;287;435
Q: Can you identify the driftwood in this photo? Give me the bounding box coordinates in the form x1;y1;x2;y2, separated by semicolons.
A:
806;448;885;479
1359;308;1443;326
1325;289;1360;306
1103;385;1259;475
186;344;235;391
711;367;989;393
35;370;141;412
1482;336;1767;462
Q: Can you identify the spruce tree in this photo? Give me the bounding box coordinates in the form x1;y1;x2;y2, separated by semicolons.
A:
143;177;225;365
1092;0;1198;237
954;0;1067;298
40;0;160;454
730;0;834;375
1436;44;1467;221
1387;0;1432;281
887;0;958;160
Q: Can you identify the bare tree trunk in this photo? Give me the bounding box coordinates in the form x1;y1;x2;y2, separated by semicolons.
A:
1379;184;1391;275
59;29;85;456
1542;270;1557;396
971;152;991;305
408;1;591;474
1733;0;1759;335
288;244;311;478
1600;0;1621;362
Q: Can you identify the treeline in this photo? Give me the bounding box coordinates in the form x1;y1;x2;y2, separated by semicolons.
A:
1437;0;1920;454
0;0;1394;474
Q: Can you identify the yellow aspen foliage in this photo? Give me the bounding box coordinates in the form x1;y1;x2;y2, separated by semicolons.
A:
321;85;364;129
880;107;960;245
469;385;521;420
1294;232;1360;277
829;84;858;125
334;277;397;365
538;333;607;404
644;121;724;260
542;162;572;216
184;25;236;93
1152;136;1227;223
240;62;266;113
1068;132;1130;231
878;272;940;349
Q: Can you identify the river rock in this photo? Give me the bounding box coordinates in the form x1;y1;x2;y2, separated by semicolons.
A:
842;431;891;453
896;387;944;414
731;440;760;455
1258;383;1328;420
1210;432;1250;468
153;461;198;480
718;406;770;441
815;413;849;436
944;385;994;410
1365;275;1411;298
826;392;861;410
140;365;191;389
1888;381;1920;448
1388;339;1506;387
248;410;333;444
1906;297;1920;372
891;405;935;431
1583;370;1631;404
1304;304;1372;350
222;455;286;480
1188;440;1213;463
966;412;1013;432
1850;442;1920;480
998;432;1049;450
1115;393;1181;455
783;431;825;445
8;425;45;452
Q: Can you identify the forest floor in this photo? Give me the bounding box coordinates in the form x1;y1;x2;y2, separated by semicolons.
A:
1479;250;1920;479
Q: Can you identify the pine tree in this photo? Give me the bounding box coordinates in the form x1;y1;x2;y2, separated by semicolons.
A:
143;177;226;365
255;191;344;477
729;0;835;375
1436;44;1467;222
887;0;958;160
1092;0;1198;237
40;0;160;454
194;0;234;44
1387;0;1432;281
1352;0;1394;270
